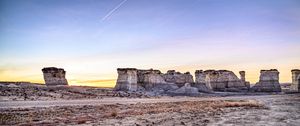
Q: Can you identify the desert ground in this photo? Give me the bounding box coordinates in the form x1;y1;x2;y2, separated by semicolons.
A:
0;84;299;126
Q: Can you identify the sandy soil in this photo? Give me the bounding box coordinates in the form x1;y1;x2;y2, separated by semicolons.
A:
1;94;299;126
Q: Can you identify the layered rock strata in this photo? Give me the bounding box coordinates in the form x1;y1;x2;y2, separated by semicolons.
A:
291;69;300;92
251;69;281;92
114;68;138;91
137;69;167;90
162;70;194;87
42;67;68;86
115;68;195;94
195;70;248;91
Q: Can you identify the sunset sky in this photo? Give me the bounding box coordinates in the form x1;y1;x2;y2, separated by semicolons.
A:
0;0;300;87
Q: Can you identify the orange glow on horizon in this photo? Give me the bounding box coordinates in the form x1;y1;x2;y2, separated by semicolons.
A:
0;67;297;88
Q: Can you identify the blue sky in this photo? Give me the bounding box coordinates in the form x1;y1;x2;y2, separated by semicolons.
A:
0;0;300;86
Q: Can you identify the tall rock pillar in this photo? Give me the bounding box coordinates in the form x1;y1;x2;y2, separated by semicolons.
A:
114;68;138;91
291;69;300;92
239;71;246;82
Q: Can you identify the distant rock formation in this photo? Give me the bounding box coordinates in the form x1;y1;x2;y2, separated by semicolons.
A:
291;69;300;92
162;70;194;87
115;68;206;95
251;69;281;92
195;70;248;92
42;67;68;86
114;68;138;91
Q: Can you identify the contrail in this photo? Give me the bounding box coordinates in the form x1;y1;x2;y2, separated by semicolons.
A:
101;0;128;21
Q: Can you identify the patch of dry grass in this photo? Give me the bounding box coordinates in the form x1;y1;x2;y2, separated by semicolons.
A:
0;99;266;125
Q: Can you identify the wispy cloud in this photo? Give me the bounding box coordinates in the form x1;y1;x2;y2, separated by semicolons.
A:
101;0;128;21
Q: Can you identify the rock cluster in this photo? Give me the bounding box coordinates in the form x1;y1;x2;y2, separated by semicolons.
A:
195;70;249;92
115;68;202;95
42;67;68;86
251;69;281;92
291;69;300;92
115;68;287;94
115;68;252;95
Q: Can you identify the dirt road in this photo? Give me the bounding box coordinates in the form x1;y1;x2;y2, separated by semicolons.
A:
0;94;288;108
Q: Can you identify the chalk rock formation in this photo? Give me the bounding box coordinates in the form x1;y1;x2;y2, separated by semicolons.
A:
114;68;138;91
239;71;250;89
162;70;194;87
195;70;248;91
251;69;281;92
194;70;212;92
137;69;167;90
239;71;246;82
42;67;68;86
291;69;300;92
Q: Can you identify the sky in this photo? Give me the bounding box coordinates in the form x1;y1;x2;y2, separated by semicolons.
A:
0;0;300;87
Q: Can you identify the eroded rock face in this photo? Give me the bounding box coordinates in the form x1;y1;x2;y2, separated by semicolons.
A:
114;68;138;91
42;67;68;86
195;70;248;91
291;69;300;92
162;70;194;87
239;71;245;82
137;69;166;90
194;70;212;92
251;69;281;92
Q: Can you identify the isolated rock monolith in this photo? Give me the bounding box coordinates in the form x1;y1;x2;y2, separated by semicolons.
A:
251;69;281;92
42;67;68;86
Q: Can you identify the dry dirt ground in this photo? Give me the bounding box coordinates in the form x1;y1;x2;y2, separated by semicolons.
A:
0;94;299;126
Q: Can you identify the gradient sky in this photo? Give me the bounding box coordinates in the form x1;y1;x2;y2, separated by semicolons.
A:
0;0;300;87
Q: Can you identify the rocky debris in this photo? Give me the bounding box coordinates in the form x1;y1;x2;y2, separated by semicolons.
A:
114;68;138;91
42;67;68;86
195;70;248;92
290;69;300;92
162;70;194;87
251;69;281;92
191;83;212;93
167;83;199;96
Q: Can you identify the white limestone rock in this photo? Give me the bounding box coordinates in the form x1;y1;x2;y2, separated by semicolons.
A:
42;67;68;86
162;70;194;87
195;70;248;92
251;69;281;92
290;69;300;92
114;68;138;91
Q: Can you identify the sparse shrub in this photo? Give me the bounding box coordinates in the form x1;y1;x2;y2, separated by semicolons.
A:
111;111;117;117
